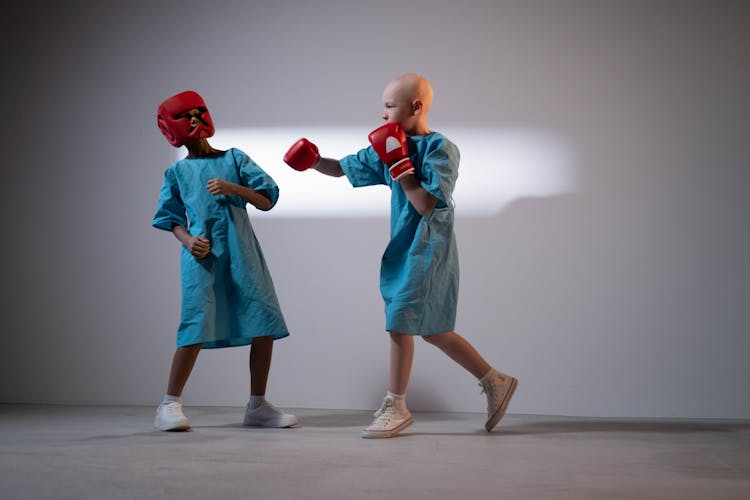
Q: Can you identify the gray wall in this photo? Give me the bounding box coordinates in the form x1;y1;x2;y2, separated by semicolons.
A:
2;0;749;418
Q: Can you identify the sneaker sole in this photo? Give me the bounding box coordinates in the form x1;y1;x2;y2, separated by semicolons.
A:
154;420;190;431
485;377;518;432
243;417;299;428
361;416;414;439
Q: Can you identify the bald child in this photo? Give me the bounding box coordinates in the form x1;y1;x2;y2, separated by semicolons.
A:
285;73;518;438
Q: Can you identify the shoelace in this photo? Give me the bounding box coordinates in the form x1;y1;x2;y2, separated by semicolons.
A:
164;403;184;417
373;398;388;418
480;378;504;412
372;399;396;423
261;401;280;413
249;401;283;416
479;379;496;395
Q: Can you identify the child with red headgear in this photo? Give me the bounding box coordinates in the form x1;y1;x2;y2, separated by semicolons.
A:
152;90;296;431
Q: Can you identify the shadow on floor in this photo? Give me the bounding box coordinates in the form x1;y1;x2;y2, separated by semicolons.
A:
499;418;750;436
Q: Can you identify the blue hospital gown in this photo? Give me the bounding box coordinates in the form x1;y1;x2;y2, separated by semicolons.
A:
153;148;289;348
340;132;460;335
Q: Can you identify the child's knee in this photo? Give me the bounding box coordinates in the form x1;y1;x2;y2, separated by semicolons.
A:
252;335;273;346
180;343;203;352
422;334;440;345
389;331;404;341
422;332;452;345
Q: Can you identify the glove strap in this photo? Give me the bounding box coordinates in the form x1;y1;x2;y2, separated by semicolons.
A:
389;158;415;181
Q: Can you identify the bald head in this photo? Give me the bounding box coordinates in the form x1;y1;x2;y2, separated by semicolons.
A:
386;73;434;113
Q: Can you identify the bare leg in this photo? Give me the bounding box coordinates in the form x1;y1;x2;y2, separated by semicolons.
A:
243;336;298;428
166;343;203;396
423;331;491;379
249;336;273;396
361;331;415;438
389;331;414;395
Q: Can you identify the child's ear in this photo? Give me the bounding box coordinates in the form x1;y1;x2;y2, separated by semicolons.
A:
412;99;423;115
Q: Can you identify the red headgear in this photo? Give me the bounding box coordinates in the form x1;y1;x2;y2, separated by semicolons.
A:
157;90;215;147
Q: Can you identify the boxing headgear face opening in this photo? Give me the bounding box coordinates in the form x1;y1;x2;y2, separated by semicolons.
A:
157;90;216;147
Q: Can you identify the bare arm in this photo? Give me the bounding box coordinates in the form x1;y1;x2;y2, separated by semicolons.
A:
206;178;272;210
172;225;211;258
314;158;436;215
313;157;345;177
398;175;438;217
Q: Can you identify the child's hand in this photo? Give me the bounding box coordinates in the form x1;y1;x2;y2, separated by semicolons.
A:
187;235;211;259
206;178;236;196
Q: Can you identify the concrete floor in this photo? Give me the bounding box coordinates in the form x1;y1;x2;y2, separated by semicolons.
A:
1;405;748;500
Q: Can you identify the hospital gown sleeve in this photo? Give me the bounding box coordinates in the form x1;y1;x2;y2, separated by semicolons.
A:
419;138;459;206
339;146;387;188
152;167;187;231
233;149;280;210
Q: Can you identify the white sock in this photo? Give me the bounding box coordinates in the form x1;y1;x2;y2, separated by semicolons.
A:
387;391;405;400
162;394;181;405
248;395;266;409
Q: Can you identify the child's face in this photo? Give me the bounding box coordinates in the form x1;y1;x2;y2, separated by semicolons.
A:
381;80;416;131
177;107;211;132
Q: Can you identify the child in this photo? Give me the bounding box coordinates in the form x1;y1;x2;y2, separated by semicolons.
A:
284;73;518;438
152;90;297;431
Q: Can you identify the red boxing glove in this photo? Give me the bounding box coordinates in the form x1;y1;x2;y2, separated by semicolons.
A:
368;123;415;181
284;138;320;171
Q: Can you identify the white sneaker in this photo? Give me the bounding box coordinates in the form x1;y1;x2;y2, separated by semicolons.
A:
362;395;413;439
154;401;190;431
480;369;518;432
243;400;298;428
